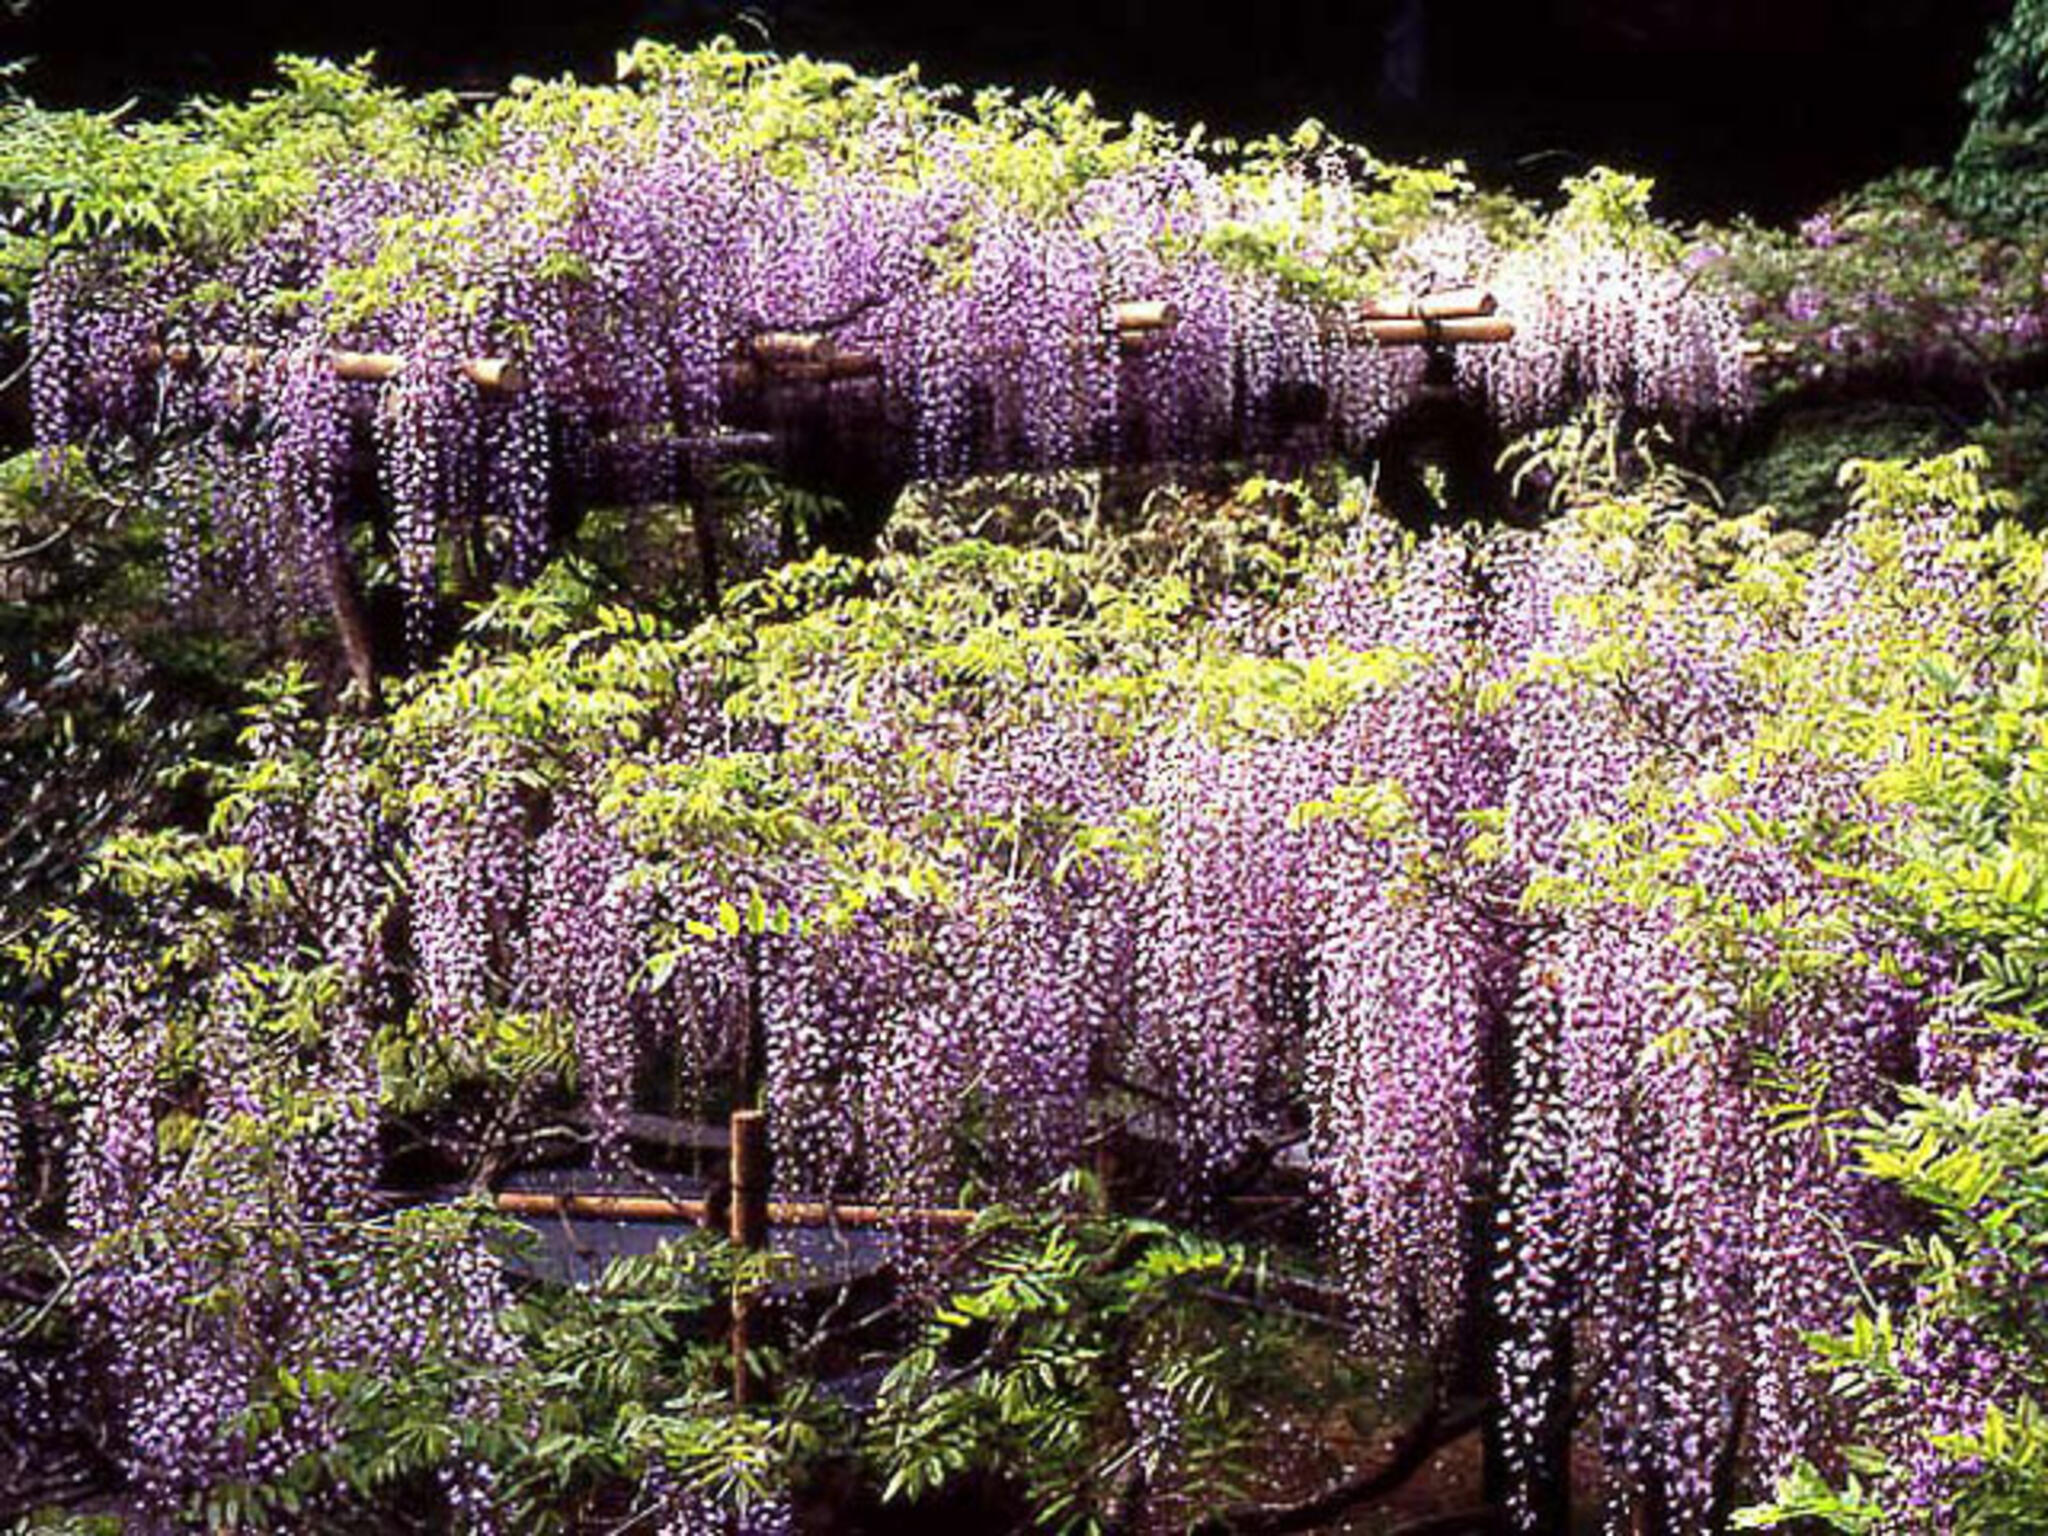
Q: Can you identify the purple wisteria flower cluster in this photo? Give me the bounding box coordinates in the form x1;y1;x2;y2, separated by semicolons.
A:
1703;180;2048;391
27;46;1750;635
15;448;2033;1527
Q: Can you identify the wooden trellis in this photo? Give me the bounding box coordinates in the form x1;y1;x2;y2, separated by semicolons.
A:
137;286;1514;700
493;1187;978;1228
494;1107;977;1404
488;1102;1351;1404
147;289;1512;397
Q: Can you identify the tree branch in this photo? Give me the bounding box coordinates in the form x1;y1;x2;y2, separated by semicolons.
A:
1386;1509;1503;1536
0;493;104;566
1192;1394;1489;1535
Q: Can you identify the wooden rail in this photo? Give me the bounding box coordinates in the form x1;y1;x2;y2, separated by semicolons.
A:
487;1098;1349;1404
153;343;526;392
1357;286;1497;320
1739;337;1803;368
491;1188;981;1228
144;291;1513;399
492;1107;983;1405
1353;316;1515;345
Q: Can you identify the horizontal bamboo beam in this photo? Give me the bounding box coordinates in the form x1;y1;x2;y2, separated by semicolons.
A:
723;353;884;387
749;303;1174;365
1358;287;1497;321
147;300;1512;403
1112;298;1177;334
1355;315;1516;345
152;302;1182;399
494;1188;980;1229
747;331;853;367
155;342;524;392
1739;338;1803;367
740;299;1179;375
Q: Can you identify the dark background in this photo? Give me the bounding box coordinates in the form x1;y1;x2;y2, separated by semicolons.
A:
0;0;2012;224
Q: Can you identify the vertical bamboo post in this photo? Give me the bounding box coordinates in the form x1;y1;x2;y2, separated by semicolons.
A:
1091;1114;1118;1215
728;1107;768;1405
692;499;723;611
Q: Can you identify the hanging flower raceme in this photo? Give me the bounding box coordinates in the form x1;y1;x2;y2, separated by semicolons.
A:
522;801;647;1143
24;49;1751;635
29;411;2032;1527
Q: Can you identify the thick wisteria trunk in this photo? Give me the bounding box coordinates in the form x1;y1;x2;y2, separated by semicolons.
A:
762;388;914;556
1371;385;1513;530
1490;1194;1578;1531
1634;1474;1675;1536
740;929;768;1107
686;465;724;611
1514;1314;1575;1530
320;539;380;706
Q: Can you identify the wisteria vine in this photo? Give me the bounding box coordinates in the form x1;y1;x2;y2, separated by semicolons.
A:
16;443;2041;1529
25;48;1751;635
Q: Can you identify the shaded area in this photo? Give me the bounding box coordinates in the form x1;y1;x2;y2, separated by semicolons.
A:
2;0;2007;221
492;1168;907;1293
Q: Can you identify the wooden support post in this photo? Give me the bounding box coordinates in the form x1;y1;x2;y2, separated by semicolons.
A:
729;1107;769;1405
687;477;723;612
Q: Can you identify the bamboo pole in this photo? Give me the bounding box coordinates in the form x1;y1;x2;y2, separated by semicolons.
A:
1358;287;1498;320
738;299;1178;374
148;299;1511;404
154;342;524;392
1355;316;1516;345
746;331;851;367
1112;298;1177;334
729;1108;769;1405
491;1188;980;1229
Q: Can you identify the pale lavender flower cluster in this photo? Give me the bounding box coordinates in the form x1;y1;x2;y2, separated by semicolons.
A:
58;965;518;1519
1479;231;1753;427
524;803;648;1142
406;740;530;1033
36;348;2022;1529
26;57;1754;636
